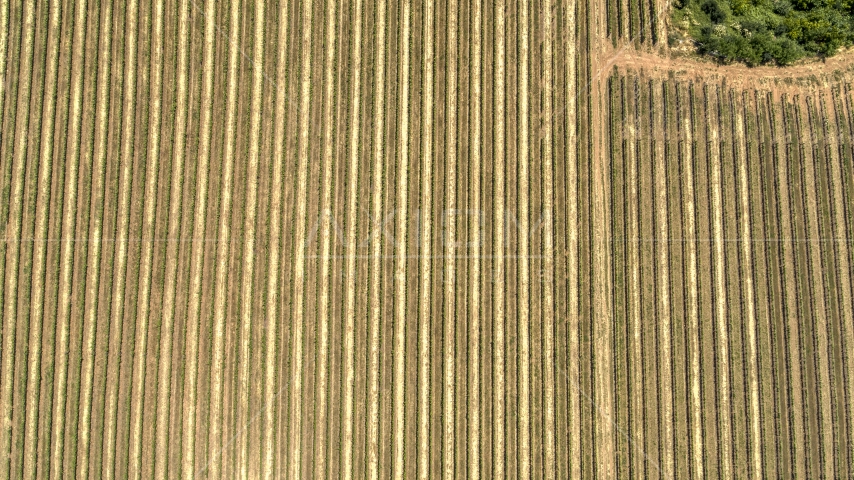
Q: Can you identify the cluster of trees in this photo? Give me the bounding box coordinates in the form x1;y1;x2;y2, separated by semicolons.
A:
674;0;854;65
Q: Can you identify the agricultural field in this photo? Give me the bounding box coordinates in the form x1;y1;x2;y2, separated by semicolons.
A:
0;0;852;478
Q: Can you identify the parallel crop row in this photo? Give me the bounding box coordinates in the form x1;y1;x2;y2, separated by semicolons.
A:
607;69;854;478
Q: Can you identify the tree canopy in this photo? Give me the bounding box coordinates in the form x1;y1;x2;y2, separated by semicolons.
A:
671;0;854;65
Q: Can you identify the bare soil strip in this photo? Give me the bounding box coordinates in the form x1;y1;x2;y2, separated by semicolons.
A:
416;2;431;478
0;4;35;478
518;0;532;477
101;3;139;477
0;0;7;146
312;1;336;477
74;1;114;477
624;76;645;479
237;3;265;479
392;0;410;479
341;0;362;477
493;2;507;476
263;2;291;479
367;0;387;477
47;1;87;477
444;0;458;476
179;2;214;477
542;0;558;476
20;3;61;478
468;1;482;475
150;2;187;478
592;4;616;471
565;0;581;476
771;92;807;478
206;2;240;478
680;85;704;480
708;84;733;479
734;98;763;478
284;0;315;476
653;80;675;480
126;2;164;476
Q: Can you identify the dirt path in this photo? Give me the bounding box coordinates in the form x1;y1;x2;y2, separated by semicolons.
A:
609;47;854;89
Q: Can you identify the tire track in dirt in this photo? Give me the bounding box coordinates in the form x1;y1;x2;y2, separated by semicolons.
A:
179;2;214;477
415;2;432;478
493;1;507;476
126;1;164;476
236;3;264;479
542;0;557;476
341;0;362;476
205;1;240;477
518;0;532;476
443;0;458;476
74;1;114;477
733;98;762;478
47;1;87;476
152;0;188;477
796;96;835;479
20;3;61;478
101;2;139;477
0;3;35;477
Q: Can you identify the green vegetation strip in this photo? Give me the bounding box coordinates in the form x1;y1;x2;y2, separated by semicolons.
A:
671;0;854;65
